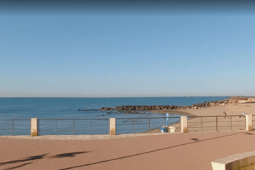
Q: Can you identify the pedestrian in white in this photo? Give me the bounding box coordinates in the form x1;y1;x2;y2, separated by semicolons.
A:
239;112;246;118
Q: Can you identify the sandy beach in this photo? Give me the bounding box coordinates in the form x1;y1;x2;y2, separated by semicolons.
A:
181;102;255;117
154;102;255;117
1;102;255;170
149;102;255;133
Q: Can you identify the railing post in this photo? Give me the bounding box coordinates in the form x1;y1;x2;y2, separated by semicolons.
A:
245;115;253;131
109;118;116;135
201;117;203;132
216;117;218;132
148;118;150;130
55;120;57;135
181;116;188;133
31;118;38;136
90;120;93;135
132;120;134;133
12;120;14;136
231;116;232;131
73;120;75;135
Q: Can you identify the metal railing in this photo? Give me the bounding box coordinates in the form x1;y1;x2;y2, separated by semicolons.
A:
116;117;181;135
38;118;109;135
187;116;246;132
253;115;255;130
0;119;30;136
0;115;251;136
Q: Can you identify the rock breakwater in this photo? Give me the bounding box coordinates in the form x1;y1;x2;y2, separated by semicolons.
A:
99;99;231;112
77;99;231;113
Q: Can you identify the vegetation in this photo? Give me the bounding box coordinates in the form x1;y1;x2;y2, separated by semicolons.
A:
249;125;253;131
183;127;188;133
31;131;38;136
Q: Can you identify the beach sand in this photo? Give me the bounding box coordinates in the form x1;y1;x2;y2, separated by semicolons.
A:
149;102;255;133
153;102;255;117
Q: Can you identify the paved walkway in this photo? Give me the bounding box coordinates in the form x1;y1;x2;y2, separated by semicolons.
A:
1;131;255;170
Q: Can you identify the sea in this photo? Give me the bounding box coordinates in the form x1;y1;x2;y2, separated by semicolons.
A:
0;97;229;135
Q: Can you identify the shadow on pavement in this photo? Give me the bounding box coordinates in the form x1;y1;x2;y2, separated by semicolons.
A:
0;151;89;169
3;162;32;170
0;154;47;166
191;138;199;142
51;152;89;158
60;132;252;170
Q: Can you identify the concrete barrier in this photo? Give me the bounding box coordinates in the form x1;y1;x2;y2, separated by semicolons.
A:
109;118;116;135
211;151;255;170
245;115;253;131
31;118;38;136
181;116;188;133
168;126;176;133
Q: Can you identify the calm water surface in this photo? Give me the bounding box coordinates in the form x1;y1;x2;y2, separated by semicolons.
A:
0;97;229;135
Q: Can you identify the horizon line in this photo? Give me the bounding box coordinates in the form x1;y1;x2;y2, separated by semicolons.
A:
0;96;238;98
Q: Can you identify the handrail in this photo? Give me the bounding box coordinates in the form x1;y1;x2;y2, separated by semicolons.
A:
37;118;109;120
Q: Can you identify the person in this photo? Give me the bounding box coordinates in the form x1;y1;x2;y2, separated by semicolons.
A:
163;108;166;112
239;112;246;118
223;110;227;119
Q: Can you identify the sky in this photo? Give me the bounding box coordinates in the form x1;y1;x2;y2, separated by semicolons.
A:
0;0;255;97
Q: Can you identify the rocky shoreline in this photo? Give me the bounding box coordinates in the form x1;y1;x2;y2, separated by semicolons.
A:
78;98;233;114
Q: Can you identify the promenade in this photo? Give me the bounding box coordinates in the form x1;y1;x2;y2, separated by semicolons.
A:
1;131;255;170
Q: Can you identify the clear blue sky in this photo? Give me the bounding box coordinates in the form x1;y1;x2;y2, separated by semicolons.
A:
1;3;255;97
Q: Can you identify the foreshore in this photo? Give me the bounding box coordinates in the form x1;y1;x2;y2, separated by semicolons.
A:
151;109;197;117
167;101;255;117
148;101;255;133
98;97;255;118
138;97;254;117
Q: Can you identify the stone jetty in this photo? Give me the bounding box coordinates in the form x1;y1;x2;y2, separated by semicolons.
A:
96;99;232;112
77;99;233;113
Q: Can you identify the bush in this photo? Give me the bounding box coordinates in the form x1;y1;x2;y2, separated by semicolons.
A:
183;127;188;133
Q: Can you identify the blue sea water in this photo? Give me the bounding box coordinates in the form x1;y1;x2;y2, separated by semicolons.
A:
0;97;229;119
0;97;229;135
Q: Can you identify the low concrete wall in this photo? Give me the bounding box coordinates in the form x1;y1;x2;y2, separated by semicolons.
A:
109;118;116;135
212;151;255;170
181;116;188;133
31;118;38;136
246;115;253;131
